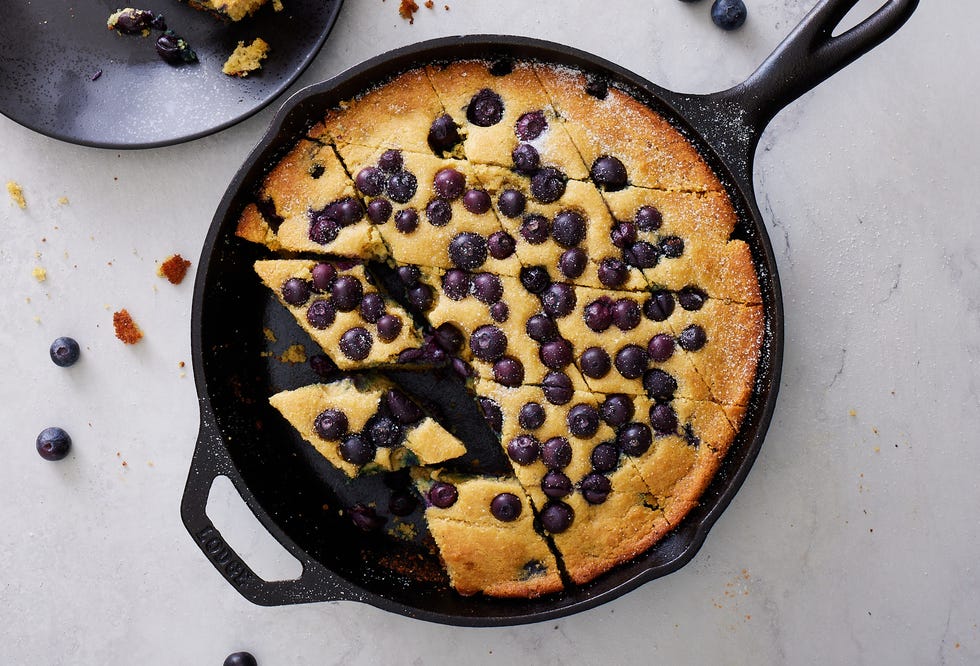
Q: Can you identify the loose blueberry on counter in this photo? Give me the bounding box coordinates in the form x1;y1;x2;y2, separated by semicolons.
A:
386;388;423;424
339;434;375;465
433;168;466;200
519;402;546;430
497;189;526;218
660;236;685;258
507;434;541;465
650;403;679;435
428;481;459;508
386;171;418;204
541;283;576;318
448;232;488;270
463;189;492;215
678;286;708;311
407;284;434;311
389;490;418;517
395;209;419;234
597;257;628;288
331;276;363;311
525;313;558;343
356;167;385;196
614;344;649;379
50;337;80;367
541;436;572;470
567;404;600;438
281;278;311;306
376;315;403;342
643;369;679;402
617;422;653;456
479;397;503;432
306;300;336;329
378;149;404;172
558;247;587;280
434;323;464;353
359;293;385;323
643;290;675;322
472;272;503;304
600;394;635;427
590;442;620;473
519;214;550;245
540;501;574;533
647;334;676;363
489;301;510;323
36;427;71;461
493;357;525;387
580;473;612;505
441;270;470;301
624;241;660;269
223;652;258;666
612;298;641;331
515;110;547;140
512;143;540;174
428;115;461;153
339;327;373;361
365;414;404;448
467;89;505;127
677;324;708;351
539;338;574;370
314;409;349;440
311;262;337;291
530;167;567;203
580;346;612;379
541;470;573;499
349;503;387;532
590;156;628;191
551;210;586;248
488;231;517;260
367;198;393;224
711;0;747;30
490;493;523;521
542;371;574;405
470;325;508;362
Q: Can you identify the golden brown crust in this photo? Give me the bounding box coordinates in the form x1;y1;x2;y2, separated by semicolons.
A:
157;254;192;285
235;203;282;250
113;309;143;344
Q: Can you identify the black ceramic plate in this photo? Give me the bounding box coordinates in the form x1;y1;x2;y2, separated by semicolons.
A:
0;0;343;149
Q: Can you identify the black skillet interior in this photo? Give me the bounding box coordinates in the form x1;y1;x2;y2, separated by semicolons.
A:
182;0;918;626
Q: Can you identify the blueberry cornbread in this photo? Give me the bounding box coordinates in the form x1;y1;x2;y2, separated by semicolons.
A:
186;0;268;21
238;60;763;597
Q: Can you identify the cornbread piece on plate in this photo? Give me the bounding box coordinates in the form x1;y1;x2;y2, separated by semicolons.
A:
187;0;269;21
223;38;270;77
270;377;466;478
413;470;563;597
254;259;423;369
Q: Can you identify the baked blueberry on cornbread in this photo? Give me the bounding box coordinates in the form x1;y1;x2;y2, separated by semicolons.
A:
238;59;763;597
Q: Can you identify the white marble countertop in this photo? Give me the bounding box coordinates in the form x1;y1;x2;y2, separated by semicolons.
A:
2;1;977;664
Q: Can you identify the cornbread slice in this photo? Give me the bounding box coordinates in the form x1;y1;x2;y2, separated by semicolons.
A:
223;38;270;77
188;0;268;21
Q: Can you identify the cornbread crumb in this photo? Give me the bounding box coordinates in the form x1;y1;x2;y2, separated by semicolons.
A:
279;344;307;363
263;327;277;342
157;253;192;284
7;181;26;208
272;0;283;10
58;196;69;205
222;38;270;77
32;267;47;282
113;309;144;344
424;0;433;7
399;0;419;22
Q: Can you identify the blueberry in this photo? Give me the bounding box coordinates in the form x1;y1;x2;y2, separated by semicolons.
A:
519;402;546;430
711;0;747;30
366;414;405;448
426;199;452;226
428;481;459;508
309;354;339;379
389;490;418;517
479;397;503;432
515;110;547;140
428;115;461;153
635;205;663;231
599;394;635;427
448;232;488;270
467;89;505;127
584;74;608;99
339;327;372;360
488;231;517;259
309;217;339;244
542;371;574;405
385;388;423;424
597;257;628;287
396;265;420;286
643;291;675;321
378;149;404;172
525;314;558;343
462;189;492;215
540;501;574;533
580;473;612;504
441;270;470;300
530;167;567;203
512;143;540;174
660;236;685;258
355;167;385;196
471;272;503;304
36;427;71;461
281;278;310;306
337;198;365;226
541;436;572;469
567;403;600;438
469;325;507;362
111;8;155;33
519;265;551;294
625;241;660;269
647;334;675;363
610;221;637;249
643;369;678;401
541;282;576;318
433;168;466;200
349;503;387;532
395;208;419;233
498;189;526;218
223;652;258;666
452;357;474;378
590;156;628;191
155;30;197;65
678;286;708;311
367;198;393;224
617;422;652;456
612;298;641;330
50;337;80;367
306;300;336;329
539;338;573;370
614;344;649;379
490;493;523;522
376;314;403;342
386;171;418;203
677;324;708;351
150;12;167;29
650;403;679;435
541;470;573;499
579;347;611;379
507;434;540;465
339;434;375;465
493;357;525;386
519;214;550;245
314;409;348;440
331;276;363;311
558;248;587;280
311;262;337;291
489;301;510;322
591;443;620;472
407;284;434;311
551;210;586;248
583;297;613;332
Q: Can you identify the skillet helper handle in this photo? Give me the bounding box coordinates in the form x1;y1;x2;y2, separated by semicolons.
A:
737;0;919;127
181;410;352;606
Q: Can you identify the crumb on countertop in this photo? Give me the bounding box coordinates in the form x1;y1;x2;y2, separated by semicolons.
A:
32;267;47;282
424;0;433;7
222;38;270;77
113;309;144;344
7;181;26;208
57;196;69;205
399;0;419;22
157;253;192;284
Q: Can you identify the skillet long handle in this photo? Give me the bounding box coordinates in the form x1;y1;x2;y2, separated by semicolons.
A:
180;409;353;606
737;0;918;128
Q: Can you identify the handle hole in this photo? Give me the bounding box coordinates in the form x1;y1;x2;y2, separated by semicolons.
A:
832;0;884;36
206;475;304;582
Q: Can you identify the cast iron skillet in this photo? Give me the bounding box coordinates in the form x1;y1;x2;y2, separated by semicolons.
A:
182;0;918;626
